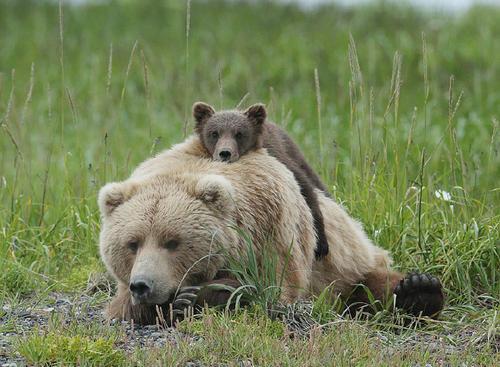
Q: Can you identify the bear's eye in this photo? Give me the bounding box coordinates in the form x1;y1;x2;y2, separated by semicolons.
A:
127;241;139;254
163;239;180;251
235;132;243;139
211;131;219;139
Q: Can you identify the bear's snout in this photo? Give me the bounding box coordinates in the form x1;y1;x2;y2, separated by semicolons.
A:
129;278;153;303
219;150;232;161
127;243;174;305
214;148;239;163
214;135;239;163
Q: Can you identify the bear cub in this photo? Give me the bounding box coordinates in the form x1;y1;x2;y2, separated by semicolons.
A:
193;102;330;259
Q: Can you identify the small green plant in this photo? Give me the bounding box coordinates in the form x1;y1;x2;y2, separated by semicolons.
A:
0;261;43;295
16;331;126;366
61;260;105;291
311;284;345;323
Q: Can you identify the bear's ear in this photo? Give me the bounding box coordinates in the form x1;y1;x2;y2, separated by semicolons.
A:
194;174;235;213
193;102;215;132
98;181;138;217
244;103;267;125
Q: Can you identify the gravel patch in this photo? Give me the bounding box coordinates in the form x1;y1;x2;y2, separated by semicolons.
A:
0;292;194;366
1;292;497;366
0;293;319;366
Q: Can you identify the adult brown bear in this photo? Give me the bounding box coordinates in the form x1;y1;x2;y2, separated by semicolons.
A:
98;136;444;324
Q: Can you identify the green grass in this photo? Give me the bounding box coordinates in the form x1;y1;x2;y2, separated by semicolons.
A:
17;332;126;366
0;0;499;365
13;307;499;366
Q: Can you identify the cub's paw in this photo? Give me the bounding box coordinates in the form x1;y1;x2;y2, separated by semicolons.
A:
314;232;330;259
169;286;200;322
393;272;444;318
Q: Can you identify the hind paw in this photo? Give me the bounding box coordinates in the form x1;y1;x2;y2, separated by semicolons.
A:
394;272;444;318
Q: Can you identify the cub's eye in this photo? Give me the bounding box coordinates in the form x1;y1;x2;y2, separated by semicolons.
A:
163;239;180;250
211;131;219;139
127;241;139;254
235;132;243;139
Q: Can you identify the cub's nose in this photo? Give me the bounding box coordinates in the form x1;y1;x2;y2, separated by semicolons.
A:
219;150;232;161
129;279;152;300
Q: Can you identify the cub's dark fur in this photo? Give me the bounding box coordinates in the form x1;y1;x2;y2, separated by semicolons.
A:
193;102;330;259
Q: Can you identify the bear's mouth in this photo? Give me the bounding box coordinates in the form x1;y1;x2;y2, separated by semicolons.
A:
129;286;175;306
131;293;174;306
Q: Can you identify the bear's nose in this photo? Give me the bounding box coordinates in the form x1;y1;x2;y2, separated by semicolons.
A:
219;150;232;161
129;279;152;300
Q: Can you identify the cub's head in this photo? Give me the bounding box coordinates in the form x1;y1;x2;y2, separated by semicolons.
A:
193;102;267;163
98;174;237;306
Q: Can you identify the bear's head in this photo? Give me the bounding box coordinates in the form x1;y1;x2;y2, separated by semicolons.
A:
98;173;237;306
193;102;267;163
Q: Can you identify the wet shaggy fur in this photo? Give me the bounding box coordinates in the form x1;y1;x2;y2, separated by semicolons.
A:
193;102;330;259
98;136;444;325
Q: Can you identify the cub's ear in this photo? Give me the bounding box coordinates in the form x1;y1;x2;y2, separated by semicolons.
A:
195;174;235;213
98;181;138;217
244;103;267;125
193;102;215;132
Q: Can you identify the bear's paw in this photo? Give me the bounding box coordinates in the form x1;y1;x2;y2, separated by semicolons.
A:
170;286;200;322
394;272;444;318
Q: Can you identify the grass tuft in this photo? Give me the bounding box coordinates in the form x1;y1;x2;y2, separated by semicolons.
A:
16;331;126;366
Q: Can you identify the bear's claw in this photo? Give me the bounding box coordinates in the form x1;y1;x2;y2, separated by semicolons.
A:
394;272;444;318
169;286;200;322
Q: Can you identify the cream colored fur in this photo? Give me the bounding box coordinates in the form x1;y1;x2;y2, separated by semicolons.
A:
99;135;393;316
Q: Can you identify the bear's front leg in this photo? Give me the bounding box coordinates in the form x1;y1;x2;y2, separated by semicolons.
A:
169;278;244;323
